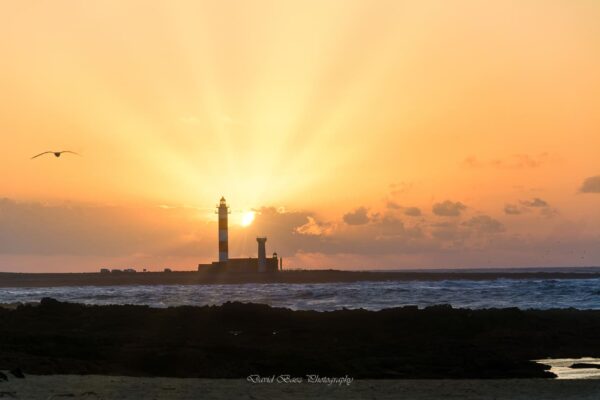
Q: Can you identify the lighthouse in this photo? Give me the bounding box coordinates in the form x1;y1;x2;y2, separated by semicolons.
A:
198;197;280;272
257;237;267;272
217;196;230;263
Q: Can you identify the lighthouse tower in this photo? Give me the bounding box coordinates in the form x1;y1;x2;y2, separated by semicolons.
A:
257;237;267;272
217;196;230;263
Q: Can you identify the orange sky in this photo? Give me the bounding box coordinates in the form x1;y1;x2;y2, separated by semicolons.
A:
1;0;599;271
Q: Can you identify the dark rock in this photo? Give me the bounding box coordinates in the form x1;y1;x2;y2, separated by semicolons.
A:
9;368;24;379
570;363;600;369
424;304;453;311
0;372;7;381
39;297;61;307
0;302;599;379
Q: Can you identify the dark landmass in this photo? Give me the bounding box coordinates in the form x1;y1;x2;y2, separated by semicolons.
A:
569;363;600;369
1;269;600;288
2;299;600;379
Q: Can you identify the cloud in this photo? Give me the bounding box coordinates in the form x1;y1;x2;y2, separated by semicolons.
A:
404;207;422;217
247;207;432;256
0;199;435;267
386;200;422;217
520;197;548;208
375;215;419;237
386;201;401;210
540;207;559;219
0;187;593;272
374;214;404;231
343;207;370;225
462;215;505;234
430;222;465;241
248;207;320;239
432;201;466;217
0;200;338;268
389;182;413;196
462;153;554;170
0;198;208;257
491;154;550;169
216;206;329;257
504;198;558;218
580;175;600;193
386;202;421;217
428;214;505;243
461;156;484;168
295;216;333;236
504;204;523;215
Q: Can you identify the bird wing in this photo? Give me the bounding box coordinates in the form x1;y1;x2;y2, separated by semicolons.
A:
60;151;81;156
31;151;53;159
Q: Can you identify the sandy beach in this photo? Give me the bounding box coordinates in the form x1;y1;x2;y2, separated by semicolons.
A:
2;375;600;400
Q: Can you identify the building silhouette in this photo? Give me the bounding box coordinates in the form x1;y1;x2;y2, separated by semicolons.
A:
198;197;280;273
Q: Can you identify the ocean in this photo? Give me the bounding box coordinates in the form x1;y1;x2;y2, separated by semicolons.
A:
1;278;599;310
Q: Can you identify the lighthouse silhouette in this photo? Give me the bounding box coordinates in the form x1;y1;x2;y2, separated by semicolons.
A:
217;196;230;263
198;197;281;272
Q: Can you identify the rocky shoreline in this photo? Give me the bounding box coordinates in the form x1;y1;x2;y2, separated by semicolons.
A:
2;299;600;379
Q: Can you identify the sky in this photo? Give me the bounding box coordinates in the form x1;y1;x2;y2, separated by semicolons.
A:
1;0;599;272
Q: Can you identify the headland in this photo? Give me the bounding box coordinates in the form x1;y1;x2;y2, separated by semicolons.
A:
1;269;600;288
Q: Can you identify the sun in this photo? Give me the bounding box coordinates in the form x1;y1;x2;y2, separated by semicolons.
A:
241;211;255;227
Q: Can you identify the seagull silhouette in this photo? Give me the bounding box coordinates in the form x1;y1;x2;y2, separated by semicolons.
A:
31;150;80;159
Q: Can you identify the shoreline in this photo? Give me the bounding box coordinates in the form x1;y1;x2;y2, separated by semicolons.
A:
2;270;600;288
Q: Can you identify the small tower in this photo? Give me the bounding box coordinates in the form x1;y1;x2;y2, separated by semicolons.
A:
217;197;230;263
257;237;267;272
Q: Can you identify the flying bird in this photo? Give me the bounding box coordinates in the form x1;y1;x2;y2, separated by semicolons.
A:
31;150;80;159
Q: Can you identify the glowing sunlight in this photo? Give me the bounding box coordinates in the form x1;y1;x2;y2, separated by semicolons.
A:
240;211;256;227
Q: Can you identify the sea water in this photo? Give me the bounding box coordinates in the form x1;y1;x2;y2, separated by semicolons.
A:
1;278;599;310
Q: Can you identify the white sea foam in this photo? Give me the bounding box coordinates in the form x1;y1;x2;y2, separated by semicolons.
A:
535;358;600;379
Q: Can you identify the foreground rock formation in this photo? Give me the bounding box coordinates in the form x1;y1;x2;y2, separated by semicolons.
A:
1;299;600;378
